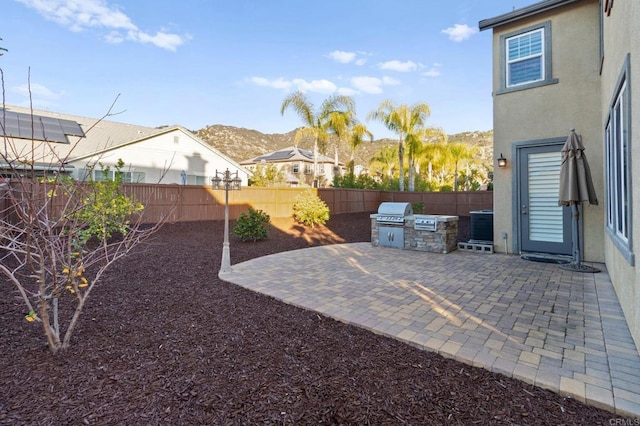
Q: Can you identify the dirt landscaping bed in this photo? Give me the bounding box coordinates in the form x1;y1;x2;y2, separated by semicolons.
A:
0;212;622;424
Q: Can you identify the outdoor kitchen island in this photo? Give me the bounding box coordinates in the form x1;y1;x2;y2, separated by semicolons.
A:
371;202;459;254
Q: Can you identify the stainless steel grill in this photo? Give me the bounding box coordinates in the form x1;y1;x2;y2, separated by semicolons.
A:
414;215;437;231
376;202;413;225
376;202;413;248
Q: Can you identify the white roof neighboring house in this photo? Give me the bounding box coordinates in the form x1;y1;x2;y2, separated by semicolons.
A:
1;105;250;185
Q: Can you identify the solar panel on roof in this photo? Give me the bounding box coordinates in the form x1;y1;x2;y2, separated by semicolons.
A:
264;150;294;161
39;116;59;124
0;109;84;143
59;119;84;137
44;128;67;143
299;149;313;160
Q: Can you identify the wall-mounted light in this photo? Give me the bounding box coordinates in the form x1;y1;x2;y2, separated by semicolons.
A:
497;153;507;168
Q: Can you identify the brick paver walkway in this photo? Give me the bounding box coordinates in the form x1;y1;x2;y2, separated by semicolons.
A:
219;243;640;418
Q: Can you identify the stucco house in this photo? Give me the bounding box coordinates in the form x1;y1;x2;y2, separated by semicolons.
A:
0;105;249;186
241;146;342;187
480;0;640;347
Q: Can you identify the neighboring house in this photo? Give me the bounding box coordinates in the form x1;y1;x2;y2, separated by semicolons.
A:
240;146;342;187
0;105;250;186
480;0;640;347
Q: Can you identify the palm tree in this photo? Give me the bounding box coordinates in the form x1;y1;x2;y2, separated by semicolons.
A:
405;127;445;191
444;142;477;191
347;122;373;176
368;101;431;191
325;108;354;175
326;109;374;176
281;91;354;186
416;131;447;184
369;145;398;179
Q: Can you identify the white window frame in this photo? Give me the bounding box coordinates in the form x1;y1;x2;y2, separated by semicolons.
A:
605;54;633;265
497;21;558;94
506;28;545;87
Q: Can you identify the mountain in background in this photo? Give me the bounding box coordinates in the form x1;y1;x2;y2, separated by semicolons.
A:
194;125;493;168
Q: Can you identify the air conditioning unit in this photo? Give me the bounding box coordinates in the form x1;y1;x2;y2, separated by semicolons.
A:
470;210;493;242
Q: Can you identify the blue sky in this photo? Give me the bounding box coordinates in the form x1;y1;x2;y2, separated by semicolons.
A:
2;0;533;139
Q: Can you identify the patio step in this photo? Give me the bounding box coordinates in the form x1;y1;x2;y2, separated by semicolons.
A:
457;242;494;254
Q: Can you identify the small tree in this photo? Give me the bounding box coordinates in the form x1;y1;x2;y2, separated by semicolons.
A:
233;208;270;241
249;163;285;187
292;189;330;227
0;89;164;353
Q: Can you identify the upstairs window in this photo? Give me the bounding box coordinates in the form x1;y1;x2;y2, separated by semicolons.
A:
498;21;557;94
507;28;544;86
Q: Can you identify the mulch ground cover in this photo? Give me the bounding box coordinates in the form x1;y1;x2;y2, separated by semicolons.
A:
0;212;626;424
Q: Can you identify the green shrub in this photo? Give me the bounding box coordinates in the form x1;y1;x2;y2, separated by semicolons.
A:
411;202;424;214
293;189;330;227
233;208;271;241
332;173;382;189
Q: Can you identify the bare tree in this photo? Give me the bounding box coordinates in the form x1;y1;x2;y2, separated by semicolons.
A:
0;75;167;353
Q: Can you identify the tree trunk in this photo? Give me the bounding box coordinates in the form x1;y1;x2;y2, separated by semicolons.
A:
63;297;86;349
313;140;318;187
398;138;405;192
39;298;61;353
454;164;459;192
408;153;415;192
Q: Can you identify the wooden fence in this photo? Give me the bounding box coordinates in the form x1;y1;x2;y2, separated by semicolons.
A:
123;185;493;223
1;183;493;224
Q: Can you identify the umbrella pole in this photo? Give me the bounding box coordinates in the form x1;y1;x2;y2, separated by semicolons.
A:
574;204;580;265
560;203;600;273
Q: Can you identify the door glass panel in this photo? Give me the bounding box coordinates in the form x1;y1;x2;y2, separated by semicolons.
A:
528;152;563;242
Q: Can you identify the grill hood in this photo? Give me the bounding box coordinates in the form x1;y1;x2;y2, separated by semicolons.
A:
377;202;413;217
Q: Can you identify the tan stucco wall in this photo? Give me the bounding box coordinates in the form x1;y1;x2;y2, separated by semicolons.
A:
490;0;604;261
600;0;640;349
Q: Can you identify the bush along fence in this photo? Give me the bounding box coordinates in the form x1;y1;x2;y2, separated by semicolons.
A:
1;183;493;224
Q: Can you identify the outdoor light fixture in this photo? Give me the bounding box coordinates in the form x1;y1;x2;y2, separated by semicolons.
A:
212;169;242;274
497;153;507;168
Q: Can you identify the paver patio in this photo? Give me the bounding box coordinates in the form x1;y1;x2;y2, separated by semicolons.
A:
220;242;640;418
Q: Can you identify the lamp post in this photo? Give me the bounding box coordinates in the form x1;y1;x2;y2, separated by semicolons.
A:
212;169;241;273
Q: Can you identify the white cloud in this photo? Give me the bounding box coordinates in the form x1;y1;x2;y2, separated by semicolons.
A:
328;50;368;66
105;30;124;44
337;87;357;96
12;82;63;109
126;29;187;51
382;76;400;86
378;60;418;72
291;78;337;94
13;82;62;99
442;24;478;42
248;77;338;94
249;77;292;90
16;0;188;51
423;63;442;77
350;75;400;95
328;50;356;64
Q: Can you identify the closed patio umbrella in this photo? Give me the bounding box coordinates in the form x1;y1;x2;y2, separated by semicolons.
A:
558;129;600;272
